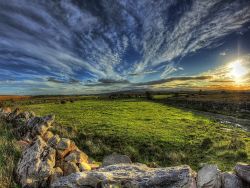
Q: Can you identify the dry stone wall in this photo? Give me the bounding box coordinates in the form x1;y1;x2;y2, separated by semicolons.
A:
0;107;249;188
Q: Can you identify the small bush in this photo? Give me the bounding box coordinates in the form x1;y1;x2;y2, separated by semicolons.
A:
236;151;248;160
201;138;213;149
60;100;67;104
145;91;153;100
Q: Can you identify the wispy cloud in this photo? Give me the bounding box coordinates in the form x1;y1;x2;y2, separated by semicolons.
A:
137;76;213;86
0;0;250;94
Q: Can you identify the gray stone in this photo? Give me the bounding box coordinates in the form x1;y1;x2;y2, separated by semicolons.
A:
48;134;61;147
222;172;244;188
63;162;80;176
65;150;88;163
197;164;221;188
27;114;55;137
16;136;56;188
102;154;132;166
51;164;196;188
235;163;250;183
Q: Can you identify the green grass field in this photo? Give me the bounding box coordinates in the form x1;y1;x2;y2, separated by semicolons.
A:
20;99;250;171
0;120;20;188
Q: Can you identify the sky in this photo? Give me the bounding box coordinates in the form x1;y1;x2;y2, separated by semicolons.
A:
0;0;250;95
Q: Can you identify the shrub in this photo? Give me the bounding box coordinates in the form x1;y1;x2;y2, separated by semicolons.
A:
60;100;67;104
201;138;213;149
145;91;153;100
236;151;248;160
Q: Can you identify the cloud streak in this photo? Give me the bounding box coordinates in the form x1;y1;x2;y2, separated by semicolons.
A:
0;0;250;94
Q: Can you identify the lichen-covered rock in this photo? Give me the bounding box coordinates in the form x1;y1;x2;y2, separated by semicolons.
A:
78;162;91;172
51;164;196;188
56;139;77;159
16;136;56;188
43;131;54;142
56;138;71;150
65;150;88;163
16;140;30;151
14;111;35;125
235;163;250;183
89;163;100;170
197;165;221;188
63;162;80;176
0;107;12;117
48;134;61;147
50;167;64;184
102;154;132;166
27;114;55;137
7;108;21;123
221;172;244;188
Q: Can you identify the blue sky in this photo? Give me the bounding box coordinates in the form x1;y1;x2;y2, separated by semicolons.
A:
0;0;250;95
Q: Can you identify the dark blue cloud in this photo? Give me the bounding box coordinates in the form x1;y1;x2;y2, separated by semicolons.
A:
0;0;250;94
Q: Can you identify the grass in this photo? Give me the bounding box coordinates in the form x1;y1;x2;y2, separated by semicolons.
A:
20;98;250;171
0;119;21;188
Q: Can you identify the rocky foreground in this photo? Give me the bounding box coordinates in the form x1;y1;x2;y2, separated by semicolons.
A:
0;107;249;188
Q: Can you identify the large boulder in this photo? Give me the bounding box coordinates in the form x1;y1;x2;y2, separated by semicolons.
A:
16;136;56;188
234;163;250;183
51;164;196;188
197;164;221;188
221;172;244;188
102;154;132;166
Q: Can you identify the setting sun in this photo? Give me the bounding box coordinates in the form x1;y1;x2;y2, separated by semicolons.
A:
229;59;248;81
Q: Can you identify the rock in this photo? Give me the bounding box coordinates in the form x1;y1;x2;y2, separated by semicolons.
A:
0;107;12;117
27;114;55;137
55;160;65;170
222;172;244;188
13;124;30;139
15;111;35;124
51;164;196;188
50;167;64;184
7;108;21;122
65;150;88;163
56;138;71;150
56;139;77;159
88;163;100;170
63;162;80;176
51;173;101;188
78;162;91;172
102;154;132;166
48;134;61;147
16;136;56;188
43;131;54;142
197;164;221;188
235;163;250;183
16;140;30;151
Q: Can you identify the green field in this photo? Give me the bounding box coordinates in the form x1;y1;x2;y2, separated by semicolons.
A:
0;120;20;188
20;99;250;171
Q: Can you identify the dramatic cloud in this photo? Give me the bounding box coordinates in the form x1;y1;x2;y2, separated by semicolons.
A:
0;0;250;94
98;79;130;84
137;76;213;86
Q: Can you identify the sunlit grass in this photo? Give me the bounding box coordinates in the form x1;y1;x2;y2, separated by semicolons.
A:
0;120;21;188
20;99;250;171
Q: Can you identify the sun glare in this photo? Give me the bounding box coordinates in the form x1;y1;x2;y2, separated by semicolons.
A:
229;59;248;82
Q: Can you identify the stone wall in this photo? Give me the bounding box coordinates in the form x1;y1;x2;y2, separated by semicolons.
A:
0;107;249;188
